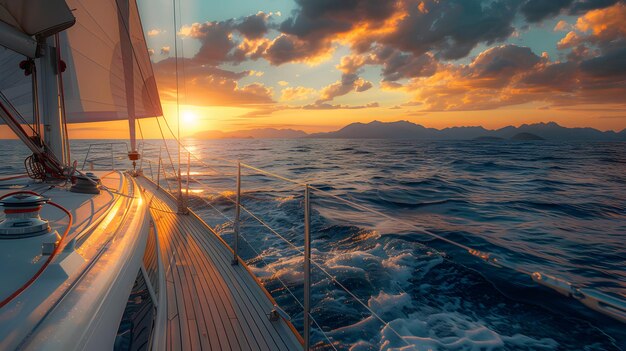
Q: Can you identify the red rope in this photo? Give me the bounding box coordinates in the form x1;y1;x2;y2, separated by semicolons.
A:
0;97;64;180
5;207;42;214
0;175;27;182
0;191;73;309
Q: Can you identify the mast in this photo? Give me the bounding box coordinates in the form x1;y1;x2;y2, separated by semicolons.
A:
0;0;75;167
118;0;140;168
1;0;162;171
39;36;67;166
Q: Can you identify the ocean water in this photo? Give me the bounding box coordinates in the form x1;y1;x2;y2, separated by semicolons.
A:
2;139;625;350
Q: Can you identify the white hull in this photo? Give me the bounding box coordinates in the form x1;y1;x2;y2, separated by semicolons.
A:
0;172;150;350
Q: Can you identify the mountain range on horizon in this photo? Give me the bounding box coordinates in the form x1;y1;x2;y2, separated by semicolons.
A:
193;121;626;141
193;128;308;139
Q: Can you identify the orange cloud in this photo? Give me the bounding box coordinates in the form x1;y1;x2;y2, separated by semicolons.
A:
318;75;373;103
147;29;162;36
553;20;572;32
558;3;626;51
575;2;626;38
280;86;316;102
396;44;625;111
153;58;274;107
263;34;335;65
147;1;625;119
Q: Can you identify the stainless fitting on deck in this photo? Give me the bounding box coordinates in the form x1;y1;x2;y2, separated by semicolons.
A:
268;305;291;322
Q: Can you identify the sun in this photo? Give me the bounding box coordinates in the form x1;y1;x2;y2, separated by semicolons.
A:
182;110;198;125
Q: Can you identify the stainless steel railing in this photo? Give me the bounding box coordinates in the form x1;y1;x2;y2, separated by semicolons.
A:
80;142;130;170
135;145;626;349
137;152;444;349
232;162;241;265
140;154;361;349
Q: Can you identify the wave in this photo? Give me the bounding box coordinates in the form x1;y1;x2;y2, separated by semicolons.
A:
5;139;625;349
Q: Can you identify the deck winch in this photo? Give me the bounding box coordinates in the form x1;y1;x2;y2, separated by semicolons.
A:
0;194;51;238
70;173;101;194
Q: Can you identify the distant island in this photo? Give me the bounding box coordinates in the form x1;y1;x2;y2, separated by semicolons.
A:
473;136;504;141
193;121;626;141
193;128;307;139
510;132;545;141
474;132;544;141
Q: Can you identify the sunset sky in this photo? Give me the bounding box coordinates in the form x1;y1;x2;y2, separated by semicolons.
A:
3;0;626;139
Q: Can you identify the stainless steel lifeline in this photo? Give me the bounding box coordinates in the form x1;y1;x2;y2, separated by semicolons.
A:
82;143;626;349
303;184;311;351
232;162;241;266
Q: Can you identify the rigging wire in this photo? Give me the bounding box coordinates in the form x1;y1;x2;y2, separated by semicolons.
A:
126;0;625;338
180;174;411;347
171;178;339;349
136;117;145;170
154;116;178;178
0;91;38;137
111;0;179;185
172;0;182;203
142;150;626;341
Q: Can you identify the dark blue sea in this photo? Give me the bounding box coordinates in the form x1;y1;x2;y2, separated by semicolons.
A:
1;139;625;350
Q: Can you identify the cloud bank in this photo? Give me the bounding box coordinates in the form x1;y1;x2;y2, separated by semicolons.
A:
150;0;626;113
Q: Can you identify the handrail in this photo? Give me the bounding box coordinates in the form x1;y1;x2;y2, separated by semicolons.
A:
141;156;419;348
138;147;626;350
186;153;626;279
81;142;129;170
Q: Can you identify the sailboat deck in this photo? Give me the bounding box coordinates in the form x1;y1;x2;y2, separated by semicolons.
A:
138;177;302;351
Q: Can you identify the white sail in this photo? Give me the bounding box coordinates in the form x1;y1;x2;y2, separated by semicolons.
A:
0;0;162;126
0;47;33;122
61;0;163;123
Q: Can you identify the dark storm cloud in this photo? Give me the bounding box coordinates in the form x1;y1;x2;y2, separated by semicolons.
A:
470;45;541;77
521;0;574;22
375;48;438;81
521;62;578;91
263;0;397;65
279;0;397;38
521;0;622;22
269;0;522;63
402;41;626;111
263;34;331;65
382;0;519;60
183;12;273;65
569;0;623;13
236;12;272;39
190;21;239;64
317;73;373;103
155;0;626;114
579;47;626;77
